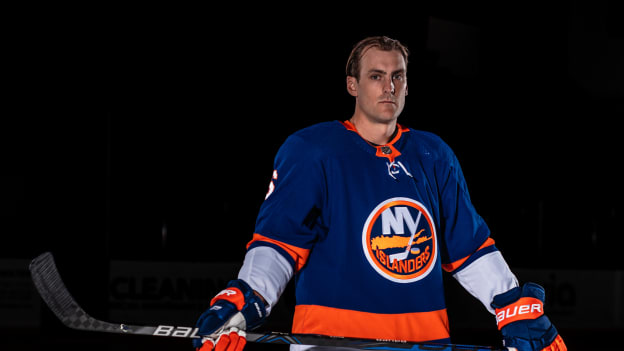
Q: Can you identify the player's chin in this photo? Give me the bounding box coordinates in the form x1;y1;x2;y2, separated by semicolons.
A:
379;104;403;117
375;109;401;122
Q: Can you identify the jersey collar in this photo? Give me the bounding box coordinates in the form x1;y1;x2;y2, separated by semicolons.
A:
341;120;410;162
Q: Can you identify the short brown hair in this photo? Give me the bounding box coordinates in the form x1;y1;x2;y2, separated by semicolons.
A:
346;36;409;80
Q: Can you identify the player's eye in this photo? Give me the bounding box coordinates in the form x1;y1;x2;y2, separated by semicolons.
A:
393;74;404;81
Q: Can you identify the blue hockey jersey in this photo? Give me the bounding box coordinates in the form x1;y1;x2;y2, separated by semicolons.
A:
247;120;497;343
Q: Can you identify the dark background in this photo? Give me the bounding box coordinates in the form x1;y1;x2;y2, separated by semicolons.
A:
2;1;623;349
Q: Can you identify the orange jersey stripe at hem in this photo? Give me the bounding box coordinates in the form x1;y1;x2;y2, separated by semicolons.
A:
442;237;496;272
247;233;310;272
292;304;449;343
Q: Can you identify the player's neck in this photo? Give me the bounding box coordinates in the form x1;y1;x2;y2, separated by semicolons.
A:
349;115;398;145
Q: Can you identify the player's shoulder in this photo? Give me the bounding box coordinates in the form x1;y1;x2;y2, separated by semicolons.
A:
273;121;343;164
405;128;445;145
403;127;456;161
280;120;345;153
289;120;344;141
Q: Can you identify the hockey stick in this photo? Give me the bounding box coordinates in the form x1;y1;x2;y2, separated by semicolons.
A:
388;212;422;264
29;252;505;351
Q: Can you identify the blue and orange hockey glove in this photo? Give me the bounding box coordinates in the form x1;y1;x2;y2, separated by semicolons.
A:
193;279;267;351
491;283;566;351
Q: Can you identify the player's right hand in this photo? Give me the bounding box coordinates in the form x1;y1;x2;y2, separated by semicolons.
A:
195;328;246;351
193;279;267;351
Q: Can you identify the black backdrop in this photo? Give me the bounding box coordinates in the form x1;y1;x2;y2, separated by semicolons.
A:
3;2;623;349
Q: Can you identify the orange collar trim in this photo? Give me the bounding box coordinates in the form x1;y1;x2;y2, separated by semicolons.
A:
341;120;409;162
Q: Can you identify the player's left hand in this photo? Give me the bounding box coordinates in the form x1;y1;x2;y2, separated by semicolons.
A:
491;283;566;351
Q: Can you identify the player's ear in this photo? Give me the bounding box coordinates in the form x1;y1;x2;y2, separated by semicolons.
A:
405;84;408;96
346;76;358;97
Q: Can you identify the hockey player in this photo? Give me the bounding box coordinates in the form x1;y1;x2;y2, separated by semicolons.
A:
193;36;567;351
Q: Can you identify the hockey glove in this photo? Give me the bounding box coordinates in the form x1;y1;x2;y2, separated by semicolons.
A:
193;279;267;351
491;283;566;351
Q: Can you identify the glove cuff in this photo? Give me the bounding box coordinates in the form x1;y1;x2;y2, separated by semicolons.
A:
211;279;267;331
211;287;246;310
494;297;544;329
491;282;545;308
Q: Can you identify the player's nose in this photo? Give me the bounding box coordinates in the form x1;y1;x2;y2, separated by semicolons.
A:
383;78;395;95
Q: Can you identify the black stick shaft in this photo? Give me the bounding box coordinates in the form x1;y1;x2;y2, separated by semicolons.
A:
29;252;504;351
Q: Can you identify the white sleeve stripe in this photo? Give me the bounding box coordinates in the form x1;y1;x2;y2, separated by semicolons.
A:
238;246;294;316
452;251;519;314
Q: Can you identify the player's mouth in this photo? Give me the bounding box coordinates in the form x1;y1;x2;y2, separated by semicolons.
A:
379;96;396;105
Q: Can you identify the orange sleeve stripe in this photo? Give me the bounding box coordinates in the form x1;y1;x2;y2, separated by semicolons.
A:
246;233;311;272
292;304;449;342
441;237;496;272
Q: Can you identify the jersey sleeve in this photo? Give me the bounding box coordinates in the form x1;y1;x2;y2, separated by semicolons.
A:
435;143;498;274
238;245;294;315
452;251;518;314
434;141;519;313
247;133;327;273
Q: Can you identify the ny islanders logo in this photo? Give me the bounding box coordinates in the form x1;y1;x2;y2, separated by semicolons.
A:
362;197;437;283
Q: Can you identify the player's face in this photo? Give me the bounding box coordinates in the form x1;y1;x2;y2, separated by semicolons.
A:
349;47;408;124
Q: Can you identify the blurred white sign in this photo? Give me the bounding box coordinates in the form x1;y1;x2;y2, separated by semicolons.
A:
108;260;240;326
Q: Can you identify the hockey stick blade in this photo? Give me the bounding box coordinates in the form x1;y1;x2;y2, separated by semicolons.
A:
29;252;505;350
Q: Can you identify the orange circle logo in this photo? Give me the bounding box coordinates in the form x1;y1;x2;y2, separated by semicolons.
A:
362;197;437;283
